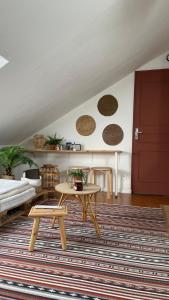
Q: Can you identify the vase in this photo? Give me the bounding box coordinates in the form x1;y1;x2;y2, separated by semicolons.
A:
33;135;46;149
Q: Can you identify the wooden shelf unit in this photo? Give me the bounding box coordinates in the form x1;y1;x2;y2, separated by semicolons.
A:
27;149;122;154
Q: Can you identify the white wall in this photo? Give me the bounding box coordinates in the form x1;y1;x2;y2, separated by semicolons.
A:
22;51;169;193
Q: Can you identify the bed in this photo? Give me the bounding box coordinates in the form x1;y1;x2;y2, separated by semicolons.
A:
0;179;36;226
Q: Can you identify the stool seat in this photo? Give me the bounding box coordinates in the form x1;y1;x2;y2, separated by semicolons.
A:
68;166;90;171
90;167;113;199
28;205;67;251
91;167;112;171
29;206;67;217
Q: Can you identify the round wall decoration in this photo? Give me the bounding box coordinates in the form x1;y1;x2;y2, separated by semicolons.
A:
76;115;96;136
102;124;124;145
97;94;118;116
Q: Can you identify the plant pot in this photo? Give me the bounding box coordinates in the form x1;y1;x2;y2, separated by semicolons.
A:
47;145;60;150
74;180;83;191
47;145;56;150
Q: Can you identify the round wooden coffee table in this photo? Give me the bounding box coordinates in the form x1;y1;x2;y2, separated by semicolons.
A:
54;183;101;236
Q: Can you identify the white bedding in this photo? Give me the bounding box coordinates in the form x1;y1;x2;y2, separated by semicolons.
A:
0;184;32;200
0;187;36;213
0;179;30;195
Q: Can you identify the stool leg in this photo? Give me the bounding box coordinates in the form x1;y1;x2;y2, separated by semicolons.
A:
29;217;40;251
58;216;67;250
109;170;113;195
106;172;111;199
90;169;94;184
107;170;113;199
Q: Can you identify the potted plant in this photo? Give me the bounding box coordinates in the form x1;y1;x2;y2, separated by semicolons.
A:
45;133;64;150
0;145;37;179
68;169;87;190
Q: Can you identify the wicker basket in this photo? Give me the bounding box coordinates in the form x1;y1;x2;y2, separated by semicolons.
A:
33;135;46;149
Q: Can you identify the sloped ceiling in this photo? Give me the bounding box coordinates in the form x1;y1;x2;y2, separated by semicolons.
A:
0;0;169;144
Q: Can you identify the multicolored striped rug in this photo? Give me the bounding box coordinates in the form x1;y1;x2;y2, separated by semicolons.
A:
0;199;169;300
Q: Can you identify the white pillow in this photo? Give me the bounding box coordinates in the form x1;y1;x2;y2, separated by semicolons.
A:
21;177;41;187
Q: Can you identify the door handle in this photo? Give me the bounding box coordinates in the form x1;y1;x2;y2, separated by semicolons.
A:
135;128;143;140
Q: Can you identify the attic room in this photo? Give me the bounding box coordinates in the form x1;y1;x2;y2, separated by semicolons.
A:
0;0;169;299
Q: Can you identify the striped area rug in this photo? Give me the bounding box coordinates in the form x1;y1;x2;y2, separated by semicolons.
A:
0;199;169;300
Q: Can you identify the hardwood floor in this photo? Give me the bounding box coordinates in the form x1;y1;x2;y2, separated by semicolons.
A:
97;192;169;208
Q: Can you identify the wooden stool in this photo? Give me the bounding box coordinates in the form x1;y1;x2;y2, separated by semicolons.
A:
90;167;113;199
28;205;67;251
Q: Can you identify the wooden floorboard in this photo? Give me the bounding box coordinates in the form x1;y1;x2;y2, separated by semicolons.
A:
161;205;169;234
96;192;169;208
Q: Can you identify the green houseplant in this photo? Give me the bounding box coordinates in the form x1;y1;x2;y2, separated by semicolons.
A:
68;169;88;191
0;145;37;179
45;133;64;150
68;169;87;184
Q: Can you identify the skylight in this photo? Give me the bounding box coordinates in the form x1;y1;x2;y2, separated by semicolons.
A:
0;55;9;69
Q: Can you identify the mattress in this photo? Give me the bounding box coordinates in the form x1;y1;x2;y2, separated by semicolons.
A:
0;187;36;213
0;184;32;200
0;179;30;195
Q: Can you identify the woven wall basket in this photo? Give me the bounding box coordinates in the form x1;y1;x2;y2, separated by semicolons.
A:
97;94;118;116
102;124;124;145
76;115;96;136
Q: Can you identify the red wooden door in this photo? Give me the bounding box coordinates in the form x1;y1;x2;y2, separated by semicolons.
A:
132;69;169;195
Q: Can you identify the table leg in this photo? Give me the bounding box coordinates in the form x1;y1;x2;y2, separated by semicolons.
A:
87;194;100;237
115;151;118;198
52;194;67;228
75;194;88;222
58;193;67;206
82;195;89;222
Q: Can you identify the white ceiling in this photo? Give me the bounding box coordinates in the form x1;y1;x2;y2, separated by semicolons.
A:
0;0;169;144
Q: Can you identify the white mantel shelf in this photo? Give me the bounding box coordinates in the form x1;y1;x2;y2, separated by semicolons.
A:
27;149;122;198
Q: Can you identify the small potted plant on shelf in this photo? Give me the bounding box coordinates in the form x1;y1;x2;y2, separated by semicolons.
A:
45;133;64;150
0;145;37;179
68;169;87;191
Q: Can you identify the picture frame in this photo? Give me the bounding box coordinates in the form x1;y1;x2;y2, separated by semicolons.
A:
66;142;72;150
75;144;81;151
